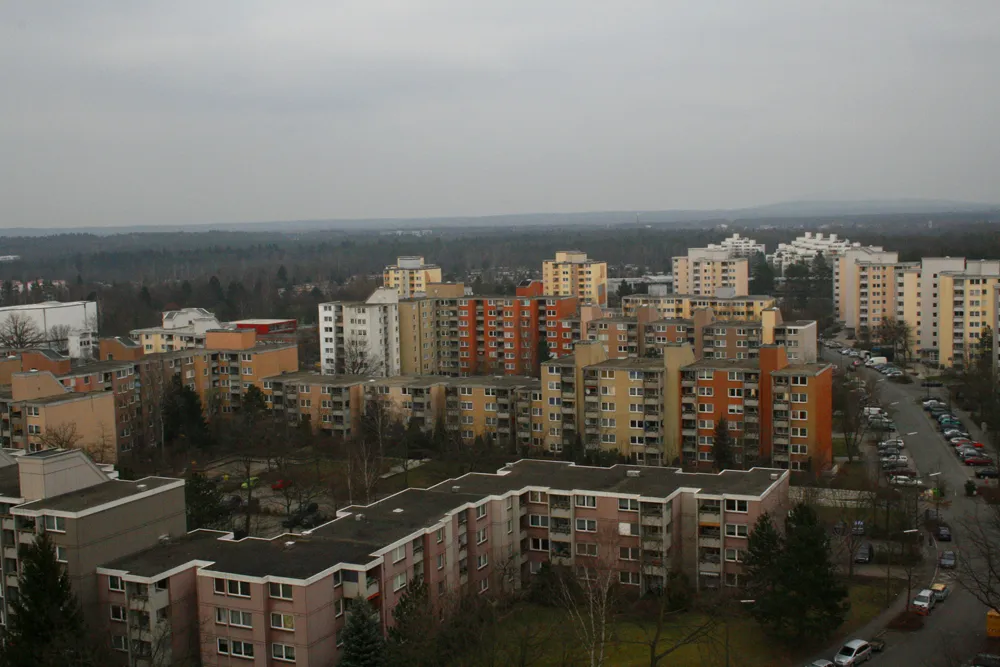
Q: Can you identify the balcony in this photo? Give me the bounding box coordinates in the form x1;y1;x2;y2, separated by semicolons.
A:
550;518;571;535
698;503;721;524
698;533;721;549
744;397;759;407
772;419;789;429
681;379;696;388
549;497;572;515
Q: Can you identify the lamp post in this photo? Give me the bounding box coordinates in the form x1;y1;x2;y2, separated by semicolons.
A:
927;472;942;520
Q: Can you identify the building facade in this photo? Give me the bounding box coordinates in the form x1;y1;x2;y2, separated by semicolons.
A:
542;251;608;306
0;300;99;358
96;459;790;665
672;249;750;297
320;288;401;377
383;256;443;299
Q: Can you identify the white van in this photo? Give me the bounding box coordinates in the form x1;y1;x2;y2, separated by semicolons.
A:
863;407;883;417
865;356;888;367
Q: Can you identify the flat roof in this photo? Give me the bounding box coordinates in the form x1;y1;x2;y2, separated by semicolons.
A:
446;375;541;389
0;465;21;498
14;476;179;514
772;363;832;377
262;370;367;387
63;359;133;375
99;460;786;581
373;375;451;389
25;392;99;406
231;319;296;325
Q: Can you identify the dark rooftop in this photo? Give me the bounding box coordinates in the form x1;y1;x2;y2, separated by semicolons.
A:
681;358;761;370
14;476;179;514
0;465;20;499
98;460;786;581
589;358;664;371
772;363;833;377
64;359;133;375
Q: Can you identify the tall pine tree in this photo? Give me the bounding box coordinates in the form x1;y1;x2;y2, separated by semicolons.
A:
338;597;387;667
0;533;86;666
744;504;849;643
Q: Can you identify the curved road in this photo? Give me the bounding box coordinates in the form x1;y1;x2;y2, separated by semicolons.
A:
815;349;990;667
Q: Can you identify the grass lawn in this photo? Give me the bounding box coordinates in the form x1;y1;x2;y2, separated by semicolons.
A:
833;436;849;458
487;579;898;667
830;462;873;490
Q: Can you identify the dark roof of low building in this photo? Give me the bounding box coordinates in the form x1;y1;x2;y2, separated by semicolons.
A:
589;358;664;371
14;476;179;514
681;358;761;370
0;465;21;498
772;363;832;377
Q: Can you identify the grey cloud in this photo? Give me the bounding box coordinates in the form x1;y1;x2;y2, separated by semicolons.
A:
1;0;999;227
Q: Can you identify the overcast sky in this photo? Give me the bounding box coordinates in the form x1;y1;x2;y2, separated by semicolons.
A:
1;1;998;228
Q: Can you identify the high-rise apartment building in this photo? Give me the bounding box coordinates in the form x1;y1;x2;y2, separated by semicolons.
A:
622;292;776;322
320;288;401;377
0;448;185;632
383;256;443;298
834;247;899;332
95;458;790;665
131;308;224;353
711;233;765;258
679;347;832;473
768;232;857;276
672;248;750;297
0;300;99;358
542;251;608;305
937;261;1000;367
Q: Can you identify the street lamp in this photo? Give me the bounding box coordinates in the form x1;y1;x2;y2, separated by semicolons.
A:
927;472;943;520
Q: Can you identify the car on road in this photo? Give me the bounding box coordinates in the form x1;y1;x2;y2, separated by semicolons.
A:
854;543;874;564
240;476;260;489
939;550;957;569
912;589;936;615
976;466;999;479
890;476;924;487
937;526;952;541
965;454;995;466
931;582;951;602
834;639;873;665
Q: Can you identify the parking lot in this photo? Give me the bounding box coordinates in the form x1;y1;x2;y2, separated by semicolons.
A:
813;343;994;666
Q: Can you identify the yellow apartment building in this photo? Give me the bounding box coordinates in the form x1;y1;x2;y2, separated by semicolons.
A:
262;371;366;439
672;249;749;296
937;262;1000;367
622;294;775;321
542;251;608;305
444;376;540;449
383;256;443;298
366;375;450;431
398;298;442;375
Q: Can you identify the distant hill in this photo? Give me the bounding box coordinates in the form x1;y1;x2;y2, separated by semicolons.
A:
1;199;996;236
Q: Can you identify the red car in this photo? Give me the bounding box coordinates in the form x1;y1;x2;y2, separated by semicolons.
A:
271;479;294;491
964;455;994;466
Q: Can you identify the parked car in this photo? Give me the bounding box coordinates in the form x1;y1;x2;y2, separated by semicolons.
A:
834;639;873;666
890;476;924;487
271;479;294;491
970;654;1000;667
880;438;905;448
880;455;908;466
911;589;936;615
880;446;901;457
887;468;918;478
931;582;951;602
976;466;1000;479
937;526;952;541
855;543;874;564
852;520;866;536
807;661;835;667
965;455;995;466
923;399;945;409
943;430;970;439
939;550;957;569
240;476;260;489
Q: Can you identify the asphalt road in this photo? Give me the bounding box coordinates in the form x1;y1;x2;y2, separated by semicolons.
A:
816;348;991;667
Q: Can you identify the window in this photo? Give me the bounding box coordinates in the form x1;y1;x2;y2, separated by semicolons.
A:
791;410;807;420
529;514;550;528
272;643;297;662
530;538;549;551
437;554;445;570
575;495;596;508
725;499;748;513
110;604;126;621
269;582;292;600
393;572;407;591
229;609;253;627
333;571;343;588
791;427;808;437
112;635;127;652
229;640;254;658
698;387;713;396
725;548;745;562
576;518;597;532
56;546;67;563
478;578;490;593
725;524;748;538
217;638;230;655
476;504;487;520
44;515;66;533
271;612;295;630
791;444;809;455
334;598;344;617
619;547;640;561
109;576;125;592
576;542;598;557
476;527;488;544
698;419;713;429
227;580;251;597
477;553;489;569
528;491;544;503
618;498;639;512
392;545;406;563
791;376;808;386
619;571;640;585
728;388;743;398
728;404;743;415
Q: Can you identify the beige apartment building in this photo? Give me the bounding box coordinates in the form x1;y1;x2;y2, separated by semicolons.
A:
835;247;899;332
262;371;366;439
622;292;775;321
383;256;444;298
542;251;608;305
0;448;185;636
131;308;225;353
937;261;1000;367
96;458;790;665
672;248;750;297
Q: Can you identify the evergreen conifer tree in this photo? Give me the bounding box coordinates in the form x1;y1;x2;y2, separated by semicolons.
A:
338;597;387;667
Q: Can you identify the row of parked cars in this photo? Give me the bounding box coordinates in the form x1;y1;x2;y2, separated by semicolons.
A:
923;399;996;469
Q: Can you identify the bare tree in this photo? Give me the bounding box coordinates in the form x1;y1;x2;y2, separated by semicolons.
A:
38;422;82;451
0;312;46;348
345;436;383;505
617;588;718;667
343;338;384;375
957;505;1000;612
